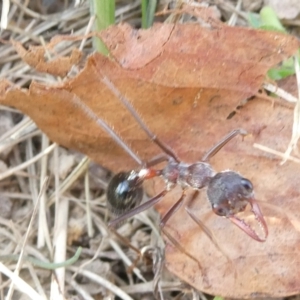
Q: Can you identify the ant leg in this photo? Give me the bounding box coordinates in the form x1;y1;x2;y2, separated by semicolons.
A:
144;153;169;168
107;226;148;275
141;246;164;300
159;190;204;270
159;191;186;227
185;191;231;262
70;93;143;166
185;192;238;279
202;129;247;161
102;76;180;163
108;227;142;256
108;189;168;228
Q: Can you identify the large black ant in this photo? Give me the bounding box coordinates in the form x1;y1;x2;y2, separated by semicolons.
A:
101;77;267;241
72;75;268;267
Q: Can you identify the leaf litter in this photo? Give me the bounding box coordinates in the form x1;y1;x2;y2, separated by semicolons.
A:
1;1;300;299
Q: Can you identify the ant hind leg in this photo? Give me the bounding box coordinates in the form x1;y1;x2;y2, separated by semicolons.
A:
108;189;168;228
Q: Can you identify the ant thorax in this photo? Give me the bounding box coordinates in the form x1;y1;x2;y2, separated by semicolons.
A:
162;159;215;190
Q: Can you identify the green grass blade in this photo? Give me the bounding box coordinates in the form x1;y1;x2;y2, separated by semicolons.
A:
89;0;115;55
0;247;82;270
142;0;157;28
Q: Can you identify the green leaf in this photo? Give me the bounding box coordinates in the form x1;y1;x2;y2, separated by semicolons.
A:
213;296;224;300
248;6;298;80
248;12;261;28
268;67;295;80
260;6;286;32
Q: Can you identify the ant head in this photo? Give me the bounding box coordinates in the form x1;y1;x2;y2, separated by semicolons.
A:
207;171;268;242
207;171;254;217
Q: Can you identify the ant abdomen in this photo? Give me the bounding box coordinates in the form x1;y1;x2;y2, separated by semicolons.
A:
106;171;144;216
207;171;254;217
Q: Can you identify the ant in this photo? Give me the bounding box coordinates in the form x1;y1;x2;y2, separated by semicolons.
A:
73;75;268;267
101;77;268;242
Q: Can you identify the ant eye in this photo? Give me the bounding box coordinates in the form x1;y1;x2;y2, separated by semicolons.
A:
218;208;225;215
241;178;253;192
213;205;227;216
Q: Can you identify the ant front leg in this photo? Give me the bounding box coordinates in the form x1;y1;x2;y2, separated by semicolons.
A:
159;190;205;272
202;129;247;161
185;191;231;262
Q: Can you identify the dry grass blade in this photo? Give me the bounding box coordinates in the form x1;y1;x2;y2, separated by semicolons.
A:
4;177;49;299
67;275;94;300
48;156;90;205
263;82;298;103
253;143;300;164
0;0;9;30
0;143;56;181
281;55;300;163
0;262;43;300
51;196;68;299
37;134;51;249
0;117;38;151
68;266;134;300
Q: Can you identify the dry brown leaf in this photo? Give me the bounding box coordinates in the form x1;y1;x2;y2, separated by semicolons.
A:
11;40;82;77
0;23;300;297
153;94;300;297
99;23;297;92
1;24;298;172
